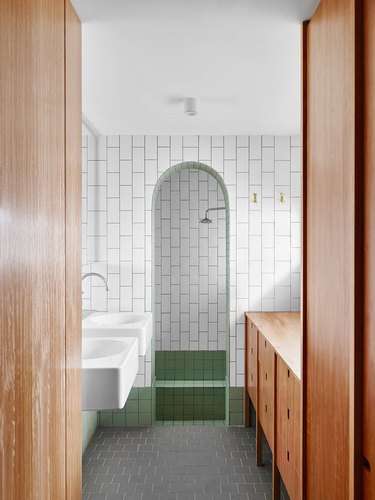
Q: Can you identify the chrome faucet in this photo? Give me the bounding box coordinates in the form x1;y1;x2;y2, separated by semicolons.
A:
81;272;109;291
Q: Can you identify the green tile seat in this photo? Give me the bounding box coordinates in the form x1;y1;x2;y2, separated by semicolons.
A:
155;379;226;388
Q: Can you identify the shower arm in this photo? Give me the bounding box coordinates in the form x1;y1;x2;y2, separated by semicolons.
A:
204;207;226;219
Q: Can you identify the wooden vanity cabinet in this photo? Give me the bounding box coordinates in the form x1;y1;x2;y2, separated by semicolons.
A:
245;312;301;500
276;357;302;499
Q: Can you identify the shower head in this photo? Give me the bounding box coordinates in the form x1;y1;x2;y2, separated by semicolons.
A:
199;206;226;225
199;216;212;224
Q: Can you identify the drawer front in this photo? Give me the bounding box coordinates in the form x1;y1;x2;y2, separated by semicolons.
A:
291;372;301;425
277;397;301;476
277;356;301;425
248;370;256;408
276;432;301;500
249;321;257;364
246;320;257;408
290;417;302;475
258;333;275;449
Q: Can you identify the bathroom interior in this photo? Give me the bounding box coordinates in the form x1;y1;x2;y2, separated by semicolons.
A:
2;0;375;499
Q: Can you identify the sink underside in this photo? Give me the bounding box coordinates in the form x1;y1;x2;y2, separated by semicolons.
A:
82;336;139;411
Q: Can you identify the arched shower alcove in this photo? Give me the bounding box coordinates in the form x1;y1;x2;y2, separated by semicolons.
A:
151;162;230;424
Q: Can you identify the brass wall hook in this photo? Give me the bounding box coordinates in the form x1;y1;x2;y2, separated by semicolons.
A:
280;192;285;203
252;193;258;203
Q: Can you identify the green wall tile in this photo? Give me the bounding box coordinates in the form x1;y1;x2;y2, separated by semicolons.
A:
112;412;126;426
139;387;152;399
230;399;243;413
139;399;152;413
126;413;139;425
138;413;152;425
97;386;153;428
99;412;113;426
126;400;138;413
229;412;243;425
82;411;97;453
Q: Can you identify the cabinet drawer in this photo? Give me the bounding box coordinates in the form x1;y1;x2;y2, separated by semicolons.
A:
276;431;302;500
277;356;301;425
258;332;275;449
258;331;272;364
249;320;257;364
276;398;301;475
248;369;257;408
246;320;258;409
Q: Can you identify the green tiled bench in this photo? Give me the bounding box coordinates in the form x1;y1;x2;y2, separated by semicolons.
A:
155;350;227;422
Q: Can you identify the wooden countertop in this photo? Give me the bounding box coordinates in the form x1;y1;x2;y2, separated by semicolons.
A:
245;312;301;380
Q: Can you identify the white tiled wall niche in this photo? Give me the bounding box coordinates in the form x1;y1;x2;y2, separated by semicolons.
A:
82;135;301;387
155;169;227;352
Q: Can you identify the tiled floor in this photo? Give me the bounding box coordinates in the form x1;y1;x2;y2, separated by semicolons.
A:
82;425;286;500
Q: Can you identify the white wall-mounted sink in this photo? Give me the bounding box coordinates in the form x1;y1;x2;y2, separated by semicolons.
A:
82;337;138;411
83;312;152;356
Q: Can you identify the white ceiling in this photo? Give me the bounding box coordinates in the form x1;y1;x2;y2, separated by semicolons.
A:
72;0;320;136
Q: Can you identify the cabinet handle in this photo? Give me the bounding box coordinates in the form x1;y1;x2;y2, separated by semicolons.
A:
287;451;290;462
265;404;267;413
287;408;290;420
362;456;371;473
265;340;267;348
251;348;253;355
265;372;268;381
287;369;290;378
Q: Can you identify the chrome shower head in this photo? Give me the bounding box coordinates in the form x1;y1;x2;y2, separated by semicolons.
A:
199;206;225;225
199;216;212;224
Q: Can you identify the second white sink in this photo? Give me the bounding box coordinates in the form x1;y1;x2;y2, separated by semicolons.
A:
82;336;139;411
83;312;152;356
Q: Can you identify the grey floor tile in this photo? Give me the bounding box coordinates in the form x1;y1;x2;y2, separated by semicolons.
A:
101;484;120;494
89;494;108;500
82;426;273;500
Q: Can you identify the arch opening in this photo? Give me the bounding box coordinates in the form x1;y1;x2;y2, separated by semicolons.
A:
151;162;230;424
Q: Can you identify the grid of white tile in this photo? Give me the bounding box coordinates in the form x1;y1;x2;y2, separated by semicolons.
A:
82;135;301;387
155;169;226;352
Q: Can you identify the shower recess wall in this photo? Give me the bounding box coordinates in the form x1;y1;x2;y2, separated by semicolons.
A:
153;164;229;423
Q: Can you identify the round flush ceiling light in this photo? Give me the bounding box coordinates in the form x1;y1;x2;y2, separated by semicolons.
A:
184;97;198;116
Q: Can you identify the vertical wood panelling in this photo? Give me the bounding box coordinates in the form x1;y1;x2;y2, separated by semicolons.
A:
0;0;66;498
301;20;308;500
305;0;355;497
65;1;82;498
0;1;81;498
363;0;375;495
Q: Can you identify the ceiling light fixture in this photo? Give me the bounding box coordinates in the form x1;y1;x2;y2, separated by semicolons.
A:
184;97;198;116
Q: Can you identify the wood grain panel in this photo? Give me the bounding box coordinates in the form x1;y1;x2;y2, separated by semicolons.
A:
0;0;66;498
65;1;82;498
363;0;375;495
301;20;308;500
248;322;257;409
244;315;251;427
258;334;275;450
305;0;355;497
246;312;301;379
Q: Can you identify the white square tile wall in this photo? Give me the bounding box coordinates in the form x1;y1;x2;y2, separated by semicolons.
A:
82;135;301;388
